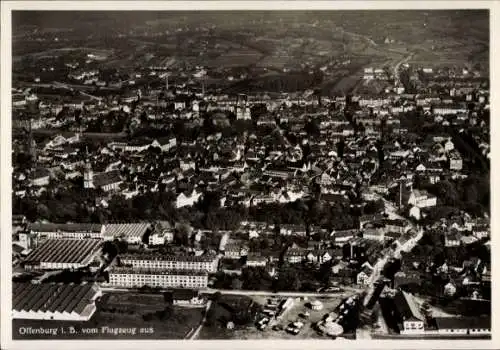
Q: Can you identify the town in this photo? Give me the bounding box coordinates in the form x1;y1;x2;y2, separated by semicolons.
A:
10;10;490;341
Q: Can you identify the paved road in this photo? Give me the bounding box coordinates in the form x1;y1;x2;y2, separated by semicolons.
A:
362;187;423;305
101;286;363;298
204;287;363;297
392;53;414;85
189;300;212;340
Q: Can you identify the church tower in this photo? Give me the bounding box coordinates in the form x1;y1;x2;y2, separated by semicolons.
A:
83;162;94;189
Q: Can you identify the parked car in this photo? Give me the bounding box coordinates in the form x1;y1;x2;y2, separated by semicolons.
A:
286;321;304;335
256;317;270;330
286;326;300;335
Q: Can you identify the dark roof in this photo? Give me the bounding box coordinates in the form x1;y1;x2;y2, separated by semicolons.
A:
386;231;402;239
13;282;100;314
93;170;122;187
166;288;199;300
120;252;216;263
127;139;151;146
25;239;102;265
393;290;424;322
109;267;207;276
12;243;25;254
28;223;103;234
435;316;491;330
157;136;176;145
32;168;50;179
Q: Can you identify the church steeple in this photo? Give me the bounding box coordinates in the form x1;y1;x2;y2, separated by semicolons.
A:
83;161;94;189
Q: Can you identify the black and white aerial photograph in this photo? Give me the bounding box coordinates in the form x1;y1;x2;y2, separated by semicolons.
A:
1;2;494;347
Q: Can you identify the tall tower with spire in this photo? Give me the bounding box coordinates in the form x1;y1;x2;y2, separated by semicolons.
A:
83;146;94;189
83;162;94;189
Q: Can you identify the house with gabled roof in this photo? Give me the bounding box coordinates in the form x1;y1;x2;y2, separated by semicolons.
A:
356;262;374;285
408;189;437;208
393;289;426;334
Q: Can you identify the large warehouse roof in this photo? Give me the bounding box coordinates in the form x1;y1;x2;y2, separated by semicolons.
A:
104;223;151;240
24;239;101;264
27;223;103;234
13;283;101;315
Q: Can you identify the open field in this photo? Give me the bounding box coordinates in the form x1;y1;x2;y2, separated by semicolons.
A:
209;51;263;68
13;292;204;340
12;11;488;94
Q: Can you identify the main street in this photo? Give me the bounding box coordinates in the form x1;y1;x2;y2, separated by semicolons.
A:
362;186;423;306
101;286;364;298
188;300;212;340
392;52;414;85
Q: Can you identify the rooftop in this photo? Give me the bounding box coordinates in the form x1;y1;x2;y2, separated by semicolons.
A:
93;170;122;188
435;316;491;330
393;289;424;322
24;239;102;265
109;266;208;276
28;223;103;234
13;282;100;314
104;222;151;239
120;252;217;262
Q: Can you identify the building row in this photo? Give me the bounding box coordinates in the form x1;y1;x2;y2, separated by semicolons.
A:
105;267;208;289
21;222;152;248
393;289;491;336
119;253;219;273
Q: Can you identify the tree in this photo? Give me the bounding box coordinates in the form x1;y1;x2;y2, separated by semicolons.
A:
241;267;271;290
231;278;243;290
113;239;128;254
205;307;217;327
363;200;385;215
274;265;300;291
305;118;320;137
102;241;118;260
376;140;384;165
212;291;222;303
174;222;192;246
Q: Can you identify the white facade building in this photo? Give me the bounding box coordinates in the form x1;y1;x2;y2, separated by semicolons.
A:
106;268;208;289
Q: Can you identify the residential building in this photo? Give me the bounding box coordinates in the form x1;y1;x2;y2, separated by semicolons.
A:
445;232;461;247
150;137;177;152
246;255;267;267
104;223;151;244
30;169;50;187
434;316;491;336
331;229;359;245
149;230;174;246
165;289;204;305
393;290;426;334
106;267;208;289
408;190;437;208
357;263;374;285
120;253;219;273
84;164;122;192
449;151;463;171
176;189;202;208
